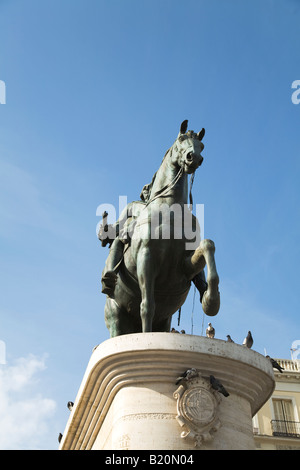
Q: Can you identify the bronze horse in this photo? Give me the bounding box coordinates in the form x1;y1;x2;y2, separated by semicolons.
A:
99;120;220;337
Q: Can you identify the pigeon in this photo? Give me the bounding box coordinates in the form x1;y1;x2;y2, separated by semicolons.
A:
67;401;74;411
180;329;186;334
266;356;284;373
226;335;234;343
58;433;63;443
210;375;230;397
243;331;253;348
175;368;198;385
206;323;215;338
171;327;179;333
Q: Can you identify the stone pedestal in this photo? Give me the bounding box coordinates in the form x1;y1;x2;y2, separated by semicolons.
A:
59;333;275;450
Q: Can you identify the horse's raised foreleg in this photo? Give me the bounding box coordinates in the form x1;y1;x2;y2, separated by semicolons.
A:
136;246;156;332
184;239;220;316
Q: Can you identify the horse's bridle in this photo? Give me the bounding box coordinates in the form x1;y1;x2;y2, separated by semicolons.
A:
144;164;184;207
145;141;196;209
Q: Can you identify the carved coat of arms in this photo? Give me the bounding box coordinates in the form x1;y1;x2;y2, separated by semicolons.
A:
173;372;222;447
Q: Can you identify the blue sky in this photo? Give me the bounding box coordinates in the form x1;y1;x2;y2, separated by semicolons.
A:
0;0;300;449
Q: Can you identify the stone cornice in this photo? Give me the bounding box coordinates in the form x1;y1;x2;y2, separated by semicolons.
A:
59;333;275;450
274;371;300;382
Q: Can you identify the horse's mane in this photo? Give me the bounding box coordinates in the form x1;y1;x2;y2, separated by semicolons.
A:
139;148;171;202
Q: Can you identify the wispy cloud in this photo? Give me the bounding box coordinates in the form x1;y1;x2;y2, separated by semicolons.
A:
0;354;56;450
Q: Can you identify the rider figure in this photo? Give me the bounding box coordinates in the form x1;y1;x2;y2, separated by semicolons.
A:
98;184;150;296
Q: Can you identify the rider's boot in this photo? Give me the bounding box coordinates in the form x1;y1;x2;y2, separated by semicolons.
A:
101;238;125;297
101;270;118;296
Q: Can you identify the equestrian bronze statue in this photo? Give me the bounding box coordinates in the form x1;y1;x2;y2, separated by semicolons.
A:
98;120;220;337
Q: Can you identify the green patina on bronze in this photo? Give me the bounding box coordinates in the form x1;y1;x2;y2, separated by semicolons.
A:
98;120;220;337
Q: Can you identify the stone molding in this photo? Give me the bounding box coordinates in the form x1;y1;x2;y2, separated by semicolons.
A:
59;333;275;450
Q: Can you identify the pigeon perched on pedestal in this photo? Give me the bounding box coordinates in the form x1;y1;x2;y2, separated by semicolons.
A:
243;331;253;348
206;323;215;338
266;356;284;373
67;401;74;411
175;368;198;385
209;375;230;397
226;335;234;343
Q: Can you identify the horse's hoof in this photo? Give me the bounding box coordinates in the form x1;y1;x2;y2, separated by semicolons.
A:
202;291;220;316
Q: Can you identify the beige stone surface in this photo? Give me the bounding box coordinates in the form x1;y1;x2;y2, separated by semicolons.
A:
59;333;275;450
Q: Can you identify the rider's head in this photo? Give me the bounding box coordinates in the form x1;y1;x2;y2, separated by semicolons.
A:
140;184;150;202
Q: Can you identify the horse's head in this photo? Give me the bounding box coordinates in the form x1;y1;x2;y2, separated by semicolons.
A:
171;120;205;174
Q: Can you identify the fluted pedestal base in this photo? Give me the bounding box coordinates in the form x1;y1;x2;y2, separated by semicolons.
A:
59;333;274;450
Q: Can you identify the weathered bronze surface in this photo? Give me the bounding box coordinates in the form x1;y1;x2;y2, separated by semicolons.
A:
99;120;220;337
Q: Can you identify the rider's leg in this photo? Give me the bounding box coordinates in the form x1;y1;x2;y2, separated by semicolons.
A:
101;237;124;296
100;202;144;296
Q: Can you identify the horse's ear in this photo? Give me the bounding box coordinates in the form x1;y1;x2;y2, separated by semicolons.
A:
180;120;188;134
197;128;205;141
